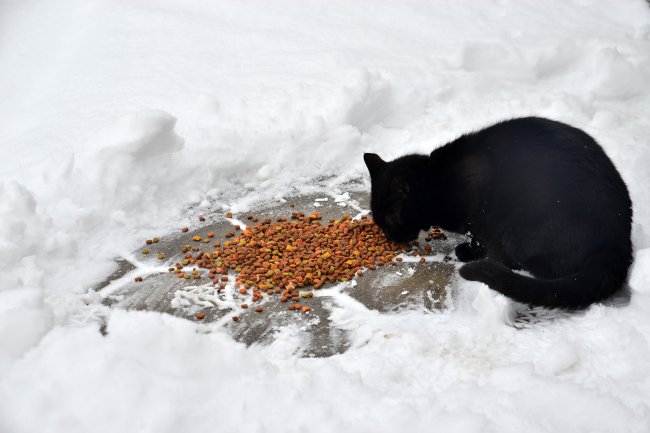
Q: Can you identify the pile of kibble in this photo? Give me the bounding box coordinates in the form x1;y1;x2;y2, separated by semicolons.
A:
141;211;446;321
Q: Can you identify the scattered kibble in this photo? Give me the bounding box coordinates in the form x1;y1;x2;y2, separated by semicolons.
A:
142;249;150;255
146;239;153;245
431;227;447;240
181;227;189;233
195;312;205;319
199;216;206;222
135;276;143;282
160;210;446;320
157;253;165;260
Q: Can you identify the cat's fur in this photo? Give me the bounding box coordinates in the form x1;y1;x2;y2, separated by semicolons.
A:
364;117;632;309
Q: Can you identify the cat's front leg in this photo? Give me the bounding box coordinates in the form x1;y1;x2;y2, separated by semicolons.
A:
454;239;486;262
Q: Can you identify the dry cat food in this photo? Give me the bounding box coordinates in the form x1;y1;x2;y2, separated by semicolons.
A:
188;213;404;300
142;210;447;319
175;212;444;316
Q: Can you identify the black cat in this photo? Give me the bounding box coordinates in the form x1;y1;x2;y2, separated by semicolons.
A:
364;117;632;309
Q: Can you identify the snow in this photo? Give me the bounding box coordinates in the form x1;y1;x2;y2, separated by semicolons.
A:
1;0;650;432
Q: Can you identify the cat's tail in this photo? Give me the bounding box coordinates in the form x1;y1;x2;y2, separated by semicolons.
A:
458;250;630;309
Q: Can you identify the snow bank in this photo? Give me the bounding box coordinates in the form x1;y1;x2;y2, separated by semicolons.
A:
1;0;650;432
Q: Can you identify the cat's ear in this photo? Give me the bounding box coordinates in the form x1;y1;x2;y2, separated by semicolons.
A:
364;153;387;177
390;176;410;198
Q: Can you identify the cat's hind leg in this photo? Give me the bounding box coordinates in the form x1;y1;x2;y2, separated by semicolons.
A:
454;240;486;262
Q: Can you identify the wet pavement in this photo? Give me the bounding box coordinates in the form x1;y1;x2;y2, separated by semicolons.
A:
96;189;464;357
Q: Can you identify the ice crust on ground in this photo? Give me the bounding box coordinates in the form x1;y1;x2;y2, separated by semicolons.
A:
1;0;650;432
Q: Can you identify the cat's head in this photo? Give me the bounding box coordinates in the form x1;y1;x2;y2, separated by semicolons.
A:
364;152;429;243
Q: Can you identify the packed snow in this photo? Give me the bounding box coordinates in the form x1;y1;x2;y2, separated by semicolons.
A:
1;0;650;432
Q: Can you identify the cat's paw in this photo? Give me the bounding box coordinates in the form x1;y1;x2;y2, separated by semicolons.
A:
459;260;510;285
459;261;484;281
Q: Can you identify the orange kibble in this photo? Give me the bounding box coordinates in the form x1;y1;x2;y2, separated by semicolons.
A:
195;313;205;319
170;208;404;317
193;235;202;242
302;306;311;313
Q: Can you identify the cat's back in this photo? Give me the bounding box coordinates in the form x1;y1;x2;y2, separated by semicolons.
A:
457;117;627;198
462;117;600;156
443;117;631;234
